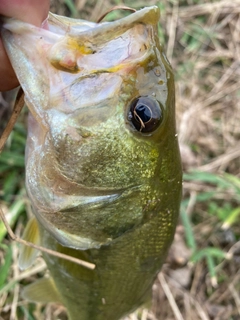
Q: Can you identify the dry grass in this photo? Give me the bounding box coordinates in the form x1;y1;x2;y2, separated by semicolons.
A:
1;0;240;319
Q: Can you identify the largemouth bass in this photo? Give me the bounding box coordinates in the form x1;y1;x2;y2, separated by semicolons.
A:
2;6;182;320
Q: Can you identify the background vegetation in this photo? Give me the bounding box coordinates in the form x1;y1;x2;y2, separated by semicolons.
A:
0;0;240;319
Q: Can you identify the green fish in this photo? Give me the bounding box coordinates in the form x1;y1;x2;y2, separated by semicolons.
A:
2;6;182;320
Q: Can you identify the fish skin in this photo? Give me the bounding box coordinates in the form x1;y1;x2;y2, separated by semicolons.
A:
2;6;182;320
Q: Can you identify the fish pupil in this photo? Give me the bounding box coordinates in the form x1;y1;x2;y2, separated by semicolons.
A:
129;96;163;133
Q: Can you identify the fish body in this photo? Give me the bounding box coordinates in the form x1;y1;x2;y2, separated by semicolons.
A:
2;6;182;320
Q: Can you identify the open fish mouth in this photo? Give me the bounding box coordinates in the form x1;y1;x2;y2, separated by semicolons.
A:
2;6;160;117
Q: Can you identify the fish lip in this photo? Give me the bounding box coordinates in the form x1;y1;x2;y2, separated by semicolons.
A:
57;6;160;40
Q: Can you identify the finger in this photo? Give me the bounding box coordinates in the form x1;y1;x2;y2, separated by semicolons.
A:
0;0;50;91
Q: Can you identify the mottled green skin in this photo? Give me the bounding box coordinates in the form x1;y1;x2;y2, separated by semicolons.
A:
40;176;181;320
3;6;182;320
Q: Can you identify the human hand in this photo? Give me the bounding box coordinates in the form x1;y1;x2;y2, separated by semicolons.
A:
0;0;49;91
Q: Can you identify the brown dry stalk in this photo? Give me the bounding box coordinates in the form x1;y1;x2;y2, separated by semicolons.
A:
0;260;46;295
0;206;95;270
158;272;184;320
0;87;24;153
178;0;240;18
166;0;179;63
0;87;95;270
10;225;21;320
97;6;136;23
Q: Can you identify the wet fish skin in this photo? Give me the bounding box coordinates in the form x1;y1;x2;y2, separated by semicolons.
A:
2;6;182;320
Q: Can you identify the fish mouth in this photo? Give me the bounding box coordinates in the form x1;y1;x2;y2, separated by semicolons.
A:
50;6;160;44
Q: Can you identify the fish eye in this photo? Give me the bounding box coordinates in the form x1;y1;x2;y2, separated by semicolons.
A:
128;96;163;133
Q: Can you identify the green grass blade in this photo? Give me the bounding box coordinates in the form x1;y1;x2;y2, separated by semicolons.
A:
0;151;25;168
0;245;12;289
180;203;196;251
0;197;26;243
64;0;79;18
191;247;227;263
221;207;240;230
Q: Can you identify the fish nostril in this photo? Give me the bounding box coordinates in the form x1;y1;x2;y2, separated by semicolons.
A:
49;39;96;73
49;44;80;73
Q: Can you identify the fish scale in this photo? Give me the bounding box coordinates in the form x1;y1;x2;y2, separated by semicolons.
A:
40;207;176;320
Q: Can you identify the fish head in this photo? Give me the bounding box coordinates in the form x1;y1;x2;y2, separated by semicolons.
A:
2;6;182;250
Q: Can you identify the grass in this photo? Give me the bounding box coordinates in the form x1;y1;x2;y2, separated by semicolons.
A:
181;171;240;287
1;0;240;319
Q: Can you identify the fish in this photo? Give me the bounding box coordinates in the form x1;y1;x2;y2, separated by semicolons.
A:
2;6;182;320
